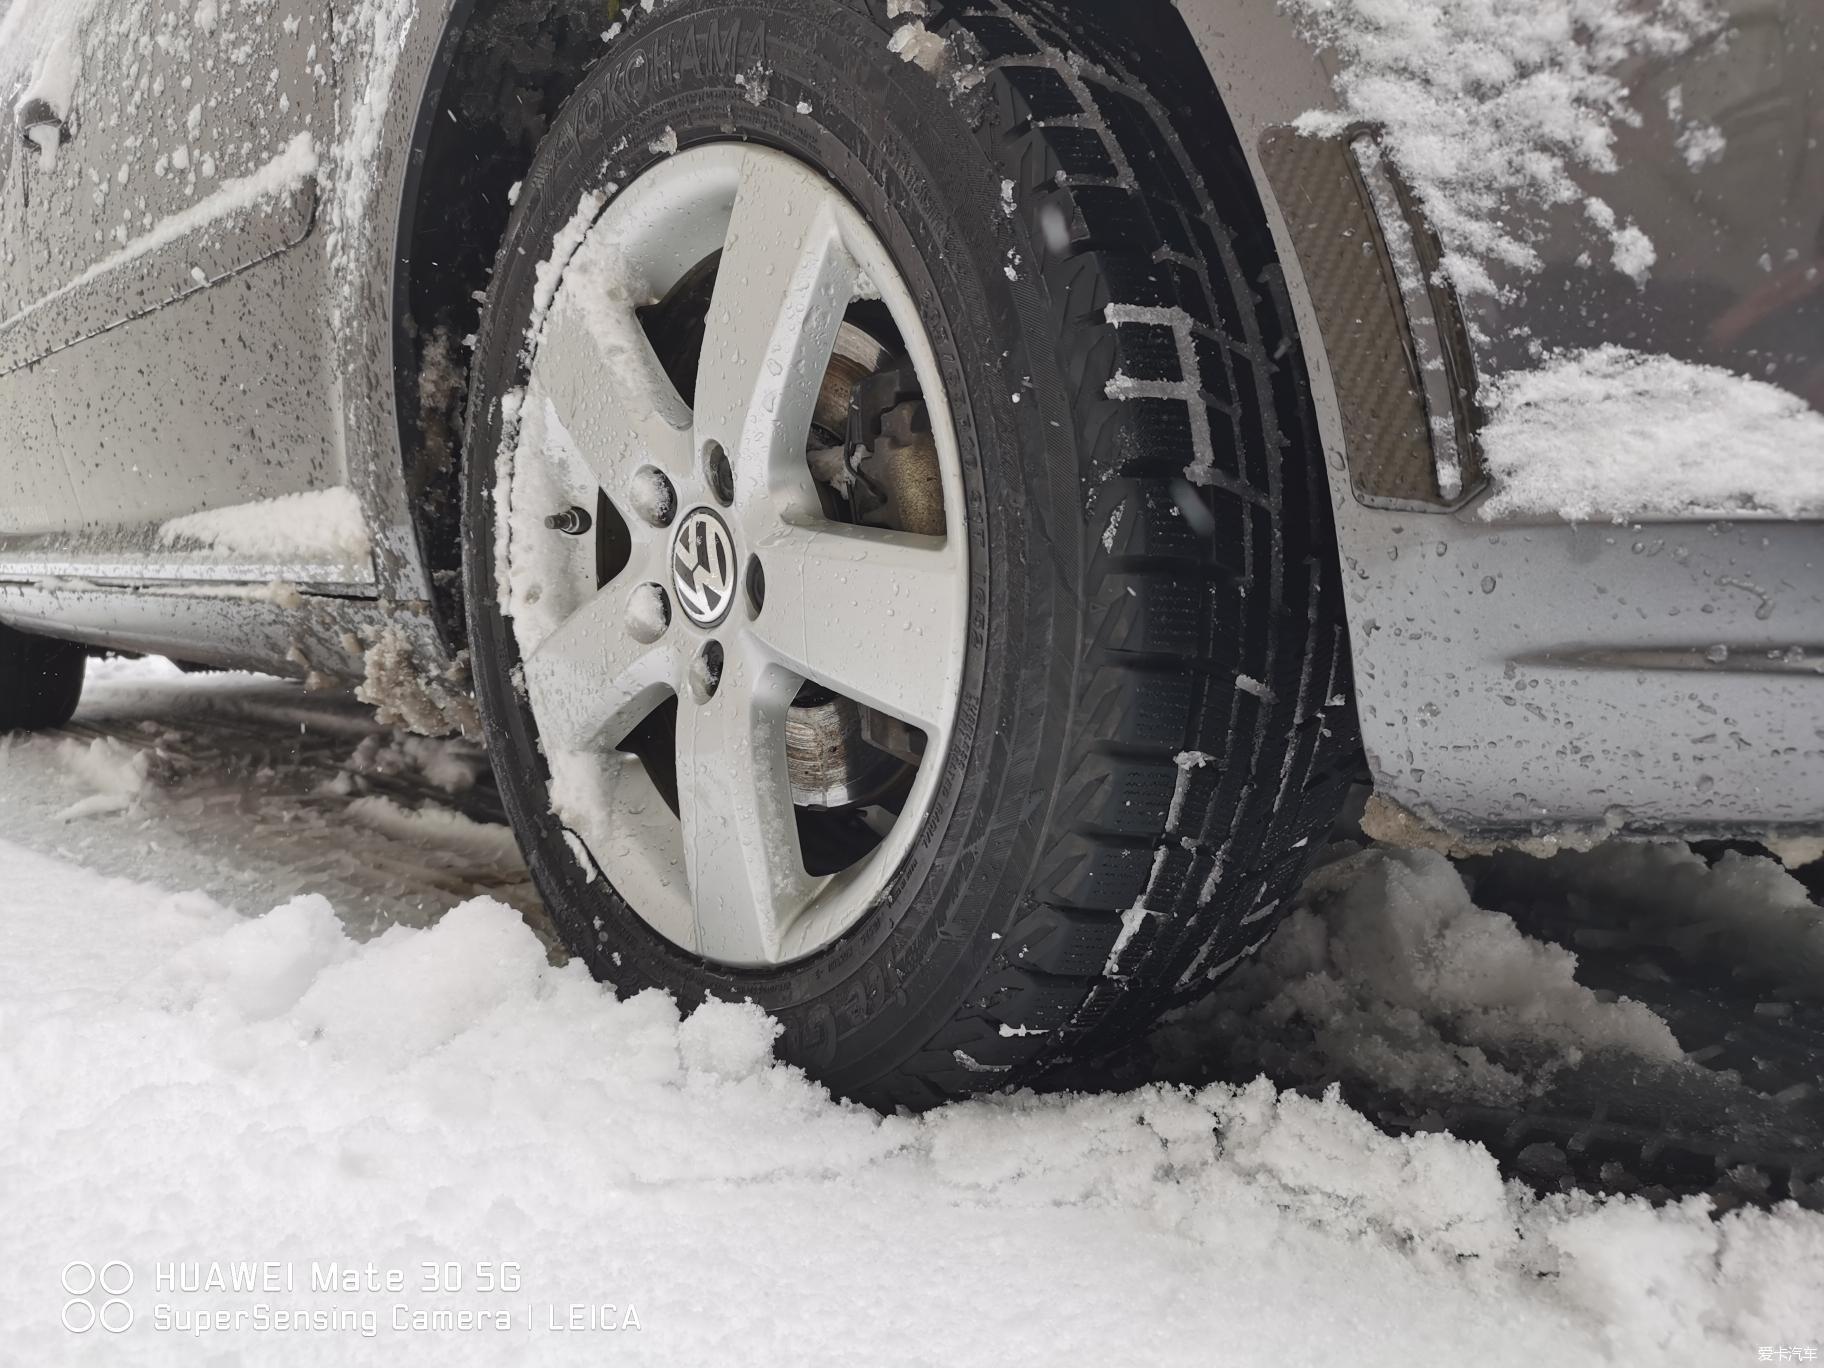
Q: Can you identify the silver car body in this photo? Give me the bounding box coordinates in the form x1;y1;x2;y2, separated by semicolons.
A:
1;0;1818;842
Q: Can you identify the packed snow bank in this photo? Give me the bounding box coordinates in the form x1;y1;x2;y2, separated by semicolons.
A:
2;841;1820;1365
1162;847;1688;1105
157;486;372;566
1286;0;1716;295
50;736;152;822
1478;346;1824;521
1477;841;1824;997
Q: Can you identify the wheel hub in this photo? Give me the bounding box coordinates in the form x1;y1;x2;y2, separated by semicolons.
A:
495;143;970;969
670;507;737;628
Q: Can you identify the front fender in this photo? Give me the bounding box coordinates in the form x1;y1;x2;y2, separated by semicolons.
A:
1179;0;1824;839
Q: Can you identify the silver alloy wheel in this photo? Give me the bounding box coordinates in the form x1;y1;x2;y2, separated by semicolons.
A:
497;143;970;969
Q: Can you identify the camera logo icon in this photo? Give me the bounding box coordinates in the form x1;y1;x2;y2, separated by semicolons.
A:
61;1261;134;1333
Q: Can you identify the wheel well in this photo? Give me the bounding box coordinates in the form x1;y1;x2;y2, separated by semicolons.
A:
393;0;609;650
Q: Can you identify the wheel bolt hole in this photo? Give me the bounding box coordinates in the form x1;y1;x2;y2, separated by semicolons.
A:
627;584;671;644
704;440;735;506
689;640;725;703
630;468;676;527
745;554;765;620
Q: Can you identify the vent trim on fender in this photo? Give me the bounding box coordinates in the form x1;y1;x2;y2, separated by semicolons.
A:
1259;123;1484;510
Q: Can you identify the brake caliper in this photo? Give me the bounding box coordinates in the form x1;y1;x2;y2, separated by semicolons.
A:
843;364;947;538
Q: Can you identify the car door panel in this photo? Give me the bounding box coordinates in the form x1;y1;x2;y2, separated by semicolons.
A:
0;247;342;546
1;0;327;359
0;136;318;377
0;0;334;546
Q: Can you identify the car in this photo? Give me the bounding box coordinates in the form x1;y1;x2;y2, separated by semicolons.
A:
2;0;1818;1108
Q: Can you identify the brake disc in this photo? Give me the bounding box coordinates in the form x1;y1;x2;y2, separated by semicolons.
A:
786;337;945;810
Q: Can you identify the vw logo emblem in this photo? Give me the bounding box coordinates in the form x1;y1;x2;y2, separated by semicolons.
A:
672;507;737;627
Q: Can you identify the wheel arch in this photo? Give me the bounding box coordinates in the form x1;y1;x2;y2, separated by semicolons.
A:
391;0;609;650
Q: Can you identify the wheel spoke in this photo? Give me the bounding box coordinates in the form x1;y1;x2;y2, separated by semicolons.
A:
534;281;694;494
675;651;819;965
522;587;675;752
502;145;972;970
547;750;697;950
694;149;860;505
752;521;962;737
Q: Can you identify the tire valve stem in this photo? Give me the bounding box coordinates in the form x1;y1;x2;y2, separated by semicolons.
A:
544;506;593;536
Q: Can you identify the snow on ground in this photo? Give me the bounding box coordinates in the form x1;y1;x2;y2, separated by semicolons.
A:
1155;843;1688;1107
5;841;1822;1365
49;735;152;823
0;660;534;939
1130;836;1824;1209
2;661;1822;1364
1478;346;1824;521
1479;840;1824;995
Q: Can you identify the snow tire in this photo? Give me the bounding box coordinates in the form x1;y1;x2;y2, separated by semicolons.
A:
0;622;85;732
462;0;1361;1108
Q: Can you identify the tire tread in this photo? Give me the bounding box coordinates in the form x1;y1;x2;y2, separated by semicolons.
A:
0;623;85;732
868;0;1361;1093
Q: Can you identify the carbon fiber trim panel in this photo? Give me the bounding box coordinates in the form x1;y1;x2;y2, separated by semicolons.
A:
1258;126;1481;509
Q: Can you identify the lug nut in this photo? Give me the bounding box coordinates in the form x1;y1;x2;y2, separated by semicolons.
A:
545;506;593;536
689;640;725;703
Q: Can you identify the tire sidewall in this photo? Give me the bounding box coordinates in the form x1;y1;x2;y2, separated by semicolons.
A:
462;0;1082;1094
